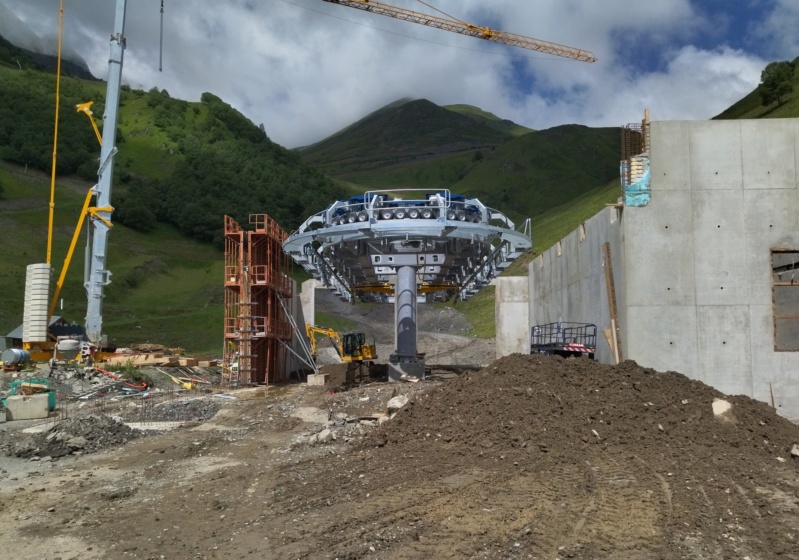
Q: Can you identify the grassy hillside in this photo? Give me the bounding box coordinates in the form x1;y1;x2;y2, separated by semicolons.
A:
299;99;516;179
453;124;620;222
713;56;799;120
458;179;621;337
444;104;533;137
0;163;224;354
0;65;344;244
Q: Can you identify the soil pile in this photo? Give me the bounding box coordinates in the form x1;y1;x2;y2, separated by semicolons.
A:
266;355;799;559
367;355;798;457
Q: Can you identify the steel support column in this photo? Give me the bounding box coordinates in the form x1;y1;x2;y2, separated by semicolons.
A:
390;265;425;380
395;265;417;360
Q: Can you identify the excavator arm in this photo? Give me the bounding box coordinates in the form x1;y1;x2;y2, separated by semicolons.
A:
306;324;343;359
320;0;597;62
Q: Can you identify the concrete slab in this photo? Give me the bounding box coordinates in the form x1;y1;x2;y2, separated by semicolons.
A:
696;305;752;397
306;373;330;386
624;193;696;307
743;189;798;303
5;394;49;421
388;362;424;382
624;305;699;381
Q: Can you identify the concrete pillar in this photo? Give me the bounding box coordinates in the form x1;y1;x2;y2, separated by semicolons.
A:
300;279;319;326
496;276;531;359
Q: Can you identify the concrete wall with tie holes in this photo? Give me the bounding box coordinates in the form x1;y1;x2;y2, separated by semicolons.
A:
524;119;799;421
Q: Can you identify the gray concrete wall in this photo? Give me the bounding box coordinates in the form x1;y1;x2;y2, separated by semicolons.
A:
495;276;531;358
630;119;799;420
529;118;799;421
529;205;625;365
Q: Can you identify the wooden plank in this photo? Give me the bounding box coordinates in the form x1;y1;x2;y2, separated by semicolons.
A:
602;243;623;363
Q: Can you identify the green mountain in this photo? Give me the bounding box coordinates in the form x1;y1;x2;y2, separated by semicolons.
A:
299;98;516;179
0;59;345;242
300;97;619;223
713;56;799;120
0;34;97;80
444;104;533;137
450;124;620;222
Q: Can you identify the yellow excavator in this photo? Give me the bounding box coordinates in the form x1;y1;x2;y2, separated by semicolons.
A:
305;324;378;364
305;324;378;384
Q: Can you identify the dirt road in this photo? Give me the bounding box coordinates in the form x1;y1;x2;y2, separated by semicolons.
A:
312;288;496;367
1;354;798;560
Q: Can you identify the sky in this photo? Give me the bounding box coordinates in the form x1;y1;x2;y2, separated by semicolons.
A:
0;0;797;149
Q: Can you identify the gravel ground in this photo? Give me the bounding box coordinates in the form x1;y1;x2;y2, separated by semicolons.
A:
0;355;797;560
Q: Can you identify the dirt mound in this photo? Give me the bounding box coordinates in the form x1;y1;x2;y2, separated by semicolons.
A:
2;414;145;459
268;355;799;559
367;355;798;457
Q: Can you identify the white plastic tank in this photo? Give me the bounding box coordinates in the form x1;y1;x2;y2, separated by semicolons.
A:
22;263;51;342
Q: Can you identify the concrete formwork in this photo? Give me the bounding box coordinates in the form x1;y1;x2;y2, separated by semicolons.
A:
528;119;799;421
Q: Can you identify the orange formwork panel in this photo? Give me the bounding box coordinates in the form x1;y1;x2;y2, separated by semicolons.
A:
223;214;294;385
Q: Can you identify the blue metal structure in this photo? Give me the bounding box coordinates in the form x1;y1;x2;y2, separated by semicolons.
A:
283;188;532;378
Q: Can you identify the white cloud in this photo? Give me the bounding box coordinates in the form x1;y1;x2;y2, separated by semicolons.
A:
756;0;799;59
0;0;780;147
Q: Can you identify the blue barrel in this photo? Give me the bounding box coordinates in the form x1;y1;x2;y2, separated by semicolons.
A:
1;348;31;365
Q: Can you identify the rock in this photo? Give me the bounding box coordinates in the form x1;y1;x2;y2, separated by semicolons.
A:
712;398;732;416
317;428;332;444
791;444;799;458
66;436;88;450
387;395;409;414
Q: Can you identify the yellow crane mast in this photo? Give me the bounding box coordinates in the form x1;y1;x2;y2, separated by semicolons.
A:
321;0;597;62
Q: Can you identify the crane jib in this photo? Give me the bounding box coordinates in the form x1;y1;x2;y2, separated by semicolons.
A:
321;0;597;63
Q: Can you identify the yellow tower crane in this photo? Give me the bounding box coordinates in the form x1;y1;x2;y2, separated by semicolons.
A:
321;0;597;62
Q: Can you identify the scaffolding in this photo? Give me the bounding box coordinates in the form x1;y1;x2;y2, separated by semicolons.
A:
223;214;293;385
620;109;651;189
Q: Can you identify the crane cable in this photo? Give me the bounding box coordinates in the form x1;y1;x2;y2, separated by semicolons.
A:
46;0;65;265
414;0;465;25
159;0;164;71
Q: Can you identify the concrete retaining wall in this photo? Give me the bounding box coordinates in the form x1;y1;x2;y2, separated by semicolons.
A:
528;119;799;421
529;205;625;365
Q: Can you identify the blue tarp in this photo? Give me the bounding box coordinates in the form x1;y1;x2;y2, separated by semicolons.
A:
624;163;651;207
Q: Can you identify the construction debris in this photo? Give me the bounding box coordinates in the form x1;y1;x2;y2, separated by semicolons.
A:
1;414;144;459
